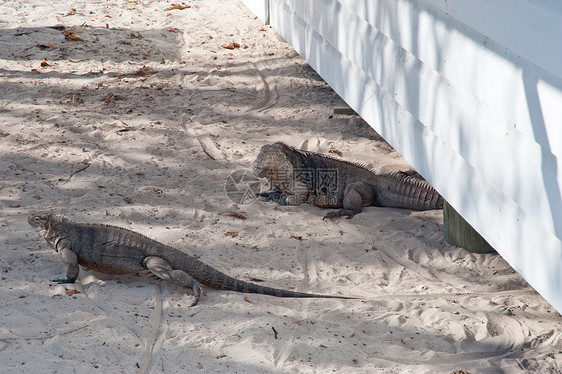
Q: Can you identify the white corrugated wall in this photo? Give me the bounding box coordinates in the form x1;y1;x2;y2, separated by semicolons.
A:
242;0;562;313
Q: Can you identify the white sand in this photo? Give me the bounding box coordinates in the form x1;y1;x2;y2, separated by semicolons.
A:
1;1;561;373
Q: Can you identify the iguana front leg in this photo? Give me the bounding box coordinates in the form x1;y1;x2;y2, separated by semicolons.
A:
258;186;285;203
53;247;79;283
143;256;202;307
324;182;374;220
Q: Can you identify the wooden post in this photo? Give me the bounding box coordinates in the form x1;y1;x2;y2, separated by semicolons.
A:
443;201;496;254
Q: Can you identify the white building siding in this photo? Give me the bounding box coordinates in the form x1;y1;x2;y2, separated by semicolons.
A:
241;0;562;312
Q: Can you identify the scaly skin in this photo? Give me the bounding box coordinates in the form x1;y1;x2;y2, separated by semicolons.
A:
253;142;443;218
28;214;354;306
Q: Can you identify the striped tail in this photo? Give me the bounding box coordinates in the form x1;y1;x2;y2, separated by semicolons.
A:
189;260;355;300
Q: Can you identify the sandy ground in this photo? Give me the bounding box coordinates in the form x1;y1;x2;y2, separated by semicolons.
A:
1;1;561;373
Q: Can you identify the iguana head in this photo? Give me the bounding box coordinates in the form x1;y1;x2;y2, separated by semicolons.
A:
28;214;51;231
28;214;70;250
252;142;293;179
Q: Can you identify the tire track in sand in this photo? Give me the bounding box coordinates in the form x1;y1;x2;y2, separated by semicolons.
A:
252;61;279;112
273;241;313;368
139;284;167;374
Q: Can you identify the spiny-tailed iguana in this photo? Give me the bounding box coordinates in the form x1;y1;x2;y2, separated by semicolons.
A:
28;214;354;306
252;142;443;219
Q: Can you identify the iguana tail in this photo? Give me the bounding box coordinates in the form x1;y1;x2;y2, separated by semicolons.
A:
377;172;443;210
190;260;355;300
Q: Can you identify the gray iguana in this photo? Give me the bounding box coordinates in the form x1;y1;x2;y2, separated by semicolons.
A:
28;214;354;306
252;142;443;219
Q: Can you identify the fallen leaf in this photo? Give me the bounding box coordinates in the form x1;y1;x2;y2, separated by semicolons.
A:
244;297;252;303
64;8;77;17
101;93;123;105
225;231;238;238
68;95;83;104
123;197;133;204
218;211;247;220
64;30;82;42
249;277;264;282
221;42;240;50
64;287;81;296
329;149;343;157
40;58;51;68
37;43;57;50
216;353;227;359
133;65;153;76
165;3;191;11
290;234;303;241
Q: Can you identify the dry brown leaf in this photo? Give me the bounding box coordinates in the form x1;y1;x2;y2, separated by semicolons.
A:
164;3;191;11
216;353;227;359
290;234;303;241
218;211;247;220
64;287;81;296
328;149;343;157
221;42;240;50
64;8;77;17
225;231;239;238
64;30;82;42
40;58;51;68
133;65;153;76
101;93;123;105
68;95;83;104
37;43;57;50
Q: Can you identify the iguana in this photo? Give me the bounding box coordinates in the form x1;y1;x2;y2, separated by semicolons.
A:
252;142;443;219
28;214;353;306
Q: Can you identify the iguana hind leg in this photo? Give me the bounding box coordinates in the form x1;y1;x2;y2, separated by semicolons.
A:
143;256;202;307
324;182;374;220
